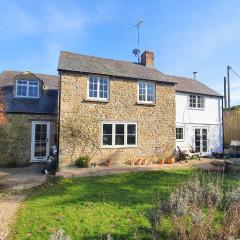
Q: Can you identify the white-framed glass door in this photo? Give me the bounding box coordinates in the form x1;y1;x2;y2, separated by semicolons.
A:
194;128;208;153
31;121;50;162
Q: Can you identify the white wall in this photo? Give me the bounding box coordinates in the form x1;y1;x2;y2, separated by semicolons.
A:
176;92;223;155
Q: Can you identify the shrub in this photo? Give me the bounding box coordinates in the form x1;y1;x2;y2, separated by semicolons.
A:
75;156;90;168
226;187;240;206
146;172;234;240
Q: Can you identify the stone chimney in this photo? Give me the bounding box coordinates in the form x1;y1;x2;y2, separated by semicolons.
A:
141;50;154;67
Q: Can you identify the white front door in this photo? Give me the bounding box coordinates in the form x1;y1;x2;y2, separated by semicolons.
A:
194;128;208;153
31;121;50;162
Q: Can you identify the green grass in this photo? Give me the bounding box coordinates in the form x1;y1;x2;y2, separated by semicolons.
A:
10;169;239;240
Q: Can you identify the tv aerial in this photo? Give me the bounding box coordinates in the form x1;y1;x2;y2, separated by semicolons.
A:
132;19;144;63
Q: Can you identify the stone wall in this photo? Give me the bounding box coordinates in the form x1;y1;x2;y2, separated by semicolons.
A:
59;72;176;167
0;114;57;166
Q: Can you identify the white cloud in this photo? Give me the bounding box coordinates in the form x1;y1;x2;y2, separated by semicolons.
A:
0;2;37;34
0;1;119;37
0;1;119;74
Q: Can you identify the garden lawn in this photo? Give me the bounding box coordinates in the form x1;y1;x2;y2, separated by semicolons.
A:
10;169;239;240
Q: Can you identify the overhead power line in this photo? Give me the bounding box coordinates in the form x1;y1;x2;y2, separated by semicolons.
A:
230;68;240;79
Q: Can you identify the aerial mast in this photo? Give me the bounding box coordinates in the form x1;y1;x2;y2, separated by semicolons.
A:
132;19;144;63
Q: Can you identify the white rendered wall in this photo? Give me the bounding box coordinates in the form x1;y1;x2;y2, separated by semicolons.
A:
176;92;223;155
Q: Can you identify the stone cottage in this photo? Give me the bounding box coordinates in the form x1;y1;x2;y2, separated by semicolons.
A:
58;51;176;167
0;70;59;166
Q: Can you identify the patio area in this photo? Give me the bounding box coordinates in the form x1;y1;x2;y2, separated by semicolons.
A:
57;158;216;178
0;163;47;190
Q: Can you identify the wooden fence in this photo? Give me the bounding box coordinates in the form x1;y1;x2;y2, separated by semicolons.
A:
224;109;240;145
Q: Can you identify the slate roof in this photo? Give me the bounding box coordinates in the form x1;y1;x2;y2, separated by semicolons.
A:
0;71;59;114
58;51;175;84
58;51;221;97
167;75;222;97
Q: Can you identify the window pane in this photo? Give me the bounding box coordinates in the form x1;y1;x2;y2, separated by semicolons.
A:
176;128;183;140
147;83;153;102
99;77;108;99
29;81;38;86
89;77;108;99
127;124;136;145
195;129;201;152
115;135;124;145
103;124;112;145
116;124;124;134
190;95;204;108
115;124;124;145
139;82;146;101
29;86;38;97
103;135;112;145
17;85;27;96
99;91;104;98
127;124;136;135
127;135;136;145
103;124;112;134
139;82;154;102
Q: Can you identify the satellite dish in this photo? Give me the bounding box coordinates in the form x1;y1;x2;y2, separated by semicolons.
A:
132;48;140;57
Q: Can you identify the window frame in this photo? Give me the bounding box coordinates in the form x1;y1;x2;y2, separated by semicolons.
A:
101;121;137;148
137;80;156;104
176;127;184;141
16;79;40;98
87;75;109;101
188;94;205;109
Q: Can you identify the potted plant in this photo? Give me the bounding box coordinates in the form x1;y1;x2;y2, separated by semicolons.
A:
166;156;175;164
105;159;112;167
158;156;165;164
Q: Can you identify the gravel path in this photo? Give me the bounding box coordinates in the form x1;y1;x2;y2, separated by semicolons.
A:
0;193;25;240
0;164;46;240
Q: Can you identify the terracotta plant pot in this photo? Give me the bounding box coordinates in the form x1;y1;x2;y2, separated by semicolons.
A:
106;160;112;166
141;159;146;165
135;159;142;165
166;157;175;164
159;159;165;165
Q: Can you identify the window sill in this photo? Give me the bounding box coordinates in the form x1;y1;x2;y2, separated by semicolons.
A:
188;107;205;111
100;145;137;149
14;96;40;99
136;101;156;106
84;98;109;103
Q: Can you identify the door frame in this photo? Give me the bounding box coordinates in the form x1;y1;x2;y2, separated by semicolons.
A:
31;121;50;162
194;127;209;154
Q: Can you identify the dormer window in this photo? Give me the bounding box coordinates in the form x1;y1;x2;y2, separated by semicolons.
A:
16;80;39;98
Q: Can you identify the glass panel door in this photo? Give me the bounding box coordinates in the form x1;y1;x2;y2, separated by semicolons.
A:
195;129;201;152
202;129;208;152
194;128;208;153
32;122;50;161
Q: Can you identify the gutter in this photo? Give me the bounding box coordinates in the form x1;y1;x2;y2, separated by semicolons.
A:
57;68;176;86
56;70;62;172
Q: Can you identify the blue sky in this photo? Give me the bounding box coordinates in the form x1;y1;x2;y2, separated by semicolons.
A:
0;0;240;105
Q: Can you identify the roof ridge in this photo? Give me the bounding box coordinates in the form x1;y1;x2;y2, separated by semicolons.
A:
60;50;142;66
165;74;195;81
1;70;58;78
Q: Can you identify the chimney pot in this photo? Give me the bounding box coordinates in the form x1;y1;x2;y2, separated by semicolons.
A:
141;50;154;67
